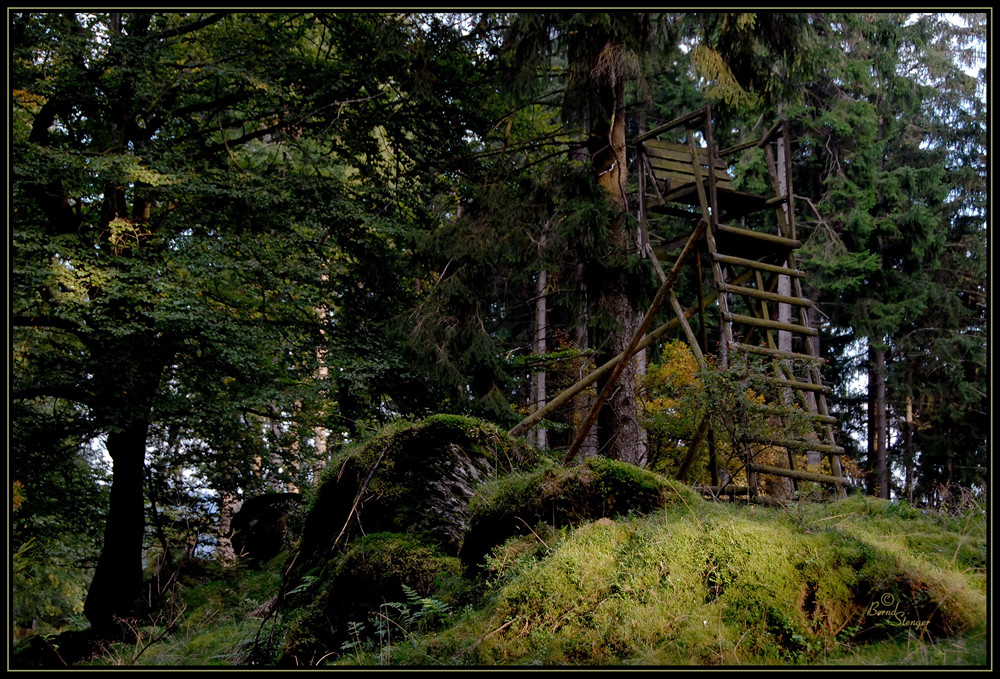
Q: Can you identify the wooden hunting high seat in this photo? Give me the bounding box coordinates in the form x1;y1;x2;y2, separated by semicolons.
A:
641;138;771;219
633;105;849;502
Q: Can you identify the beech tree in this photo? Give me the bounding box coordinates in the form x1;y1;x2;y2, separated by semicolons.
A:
11;11;488;635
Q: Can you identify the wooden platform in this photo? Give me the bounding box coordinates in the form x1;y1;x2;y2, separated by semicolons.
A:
634;105;848;500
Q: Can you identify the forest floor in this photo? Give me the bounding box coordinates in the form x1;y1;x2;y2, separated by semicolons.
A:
73;488;987;668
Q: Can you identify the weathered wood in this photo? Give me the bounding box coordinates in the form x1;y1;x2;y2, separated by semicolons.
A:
510;312;684;438
730;341;825;363
712;253;805;278
723;312;818;337
643;140;734;192
509;271;734;439
635;107;846;496
758;119;784;148
632;107;707;144
643;139;728;168
645;199;702;219
563;219;708;463
762;376;832;394
719;138;761;158
749;404;838;425
745;435;845;455
748;463;851;486
716;224;801;249
647;159;733;189
719;282;813;308
652;173;735;194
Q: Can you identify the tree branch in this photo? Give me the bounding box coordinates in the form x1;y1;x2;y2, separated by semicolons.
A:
12;383;92;405
12;314;86;333
148;12;228;42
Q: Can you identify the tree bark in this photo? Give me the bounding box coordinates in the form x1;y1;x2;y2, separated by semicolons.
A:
81;328;164;635
216;488;239;566
869;341;889;499
84;418;150;634
903;395;915;503
531;269;548;450
591;45;643;466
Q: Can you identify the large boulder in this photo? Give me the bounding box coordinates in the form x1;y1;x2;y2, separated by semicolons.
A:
290;415;539;568
460;456;698;572
278;415;540;665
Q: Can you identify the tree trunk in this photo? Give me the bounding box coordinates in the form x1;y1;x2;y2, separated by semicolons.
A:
531;269;548;450
569;276;598;459
568;143;598;459
903;395;915;503
84;418;150;634
596;287;642;465
776;137;793;357
591;46;642;466
869;342;889;499
82;330;164;636
216;488;239;566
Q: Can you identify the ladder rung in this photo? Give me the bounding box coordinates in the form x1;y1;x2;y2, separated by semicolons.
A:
746;436;845;455
750;405;838;425
764;376;832;394
730;342;826;363
712;253;805;278
723;312;819;336
719;283;813;308
716;224;801;249
748;464;851;485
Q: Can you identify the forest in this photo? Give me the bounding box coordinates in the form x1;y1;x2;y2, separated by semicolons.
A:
10;11;988;667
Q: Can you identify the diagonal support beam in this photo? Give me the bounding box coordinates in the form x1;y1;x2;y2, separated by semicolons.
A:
508;288;719;439
562;219;708;464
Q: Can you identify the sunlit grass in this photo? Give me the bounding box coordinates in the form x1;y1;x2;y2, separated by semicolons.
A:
78;485;986;667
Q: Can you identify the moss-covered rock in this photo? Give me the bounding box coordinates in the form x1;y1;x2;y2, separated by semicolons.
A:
403;497;986;666
280;532;462;665
293;415;538;569
460;456;698;572
277;415;539;665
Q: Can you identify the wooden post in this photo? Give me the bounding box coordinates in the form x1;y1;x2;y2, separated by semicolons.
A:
562;219;707;464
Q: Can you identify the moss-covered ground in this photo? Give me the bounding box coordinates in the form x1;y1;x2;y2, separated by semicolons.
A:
78;488;985;667
54;417;986;668
365;491;985;667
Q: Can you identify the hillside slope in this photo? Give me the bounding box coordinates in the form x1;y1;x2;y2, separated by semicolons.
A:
62;418;986;668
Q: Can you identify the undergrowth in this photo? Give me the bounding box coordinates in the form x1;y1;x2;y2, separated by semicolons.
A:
80;560;284;667
387;493;987;666
75;487;986;667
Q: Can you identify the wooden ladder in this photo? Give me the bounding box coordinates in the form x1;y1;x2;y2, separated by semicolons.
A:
635;106;848;501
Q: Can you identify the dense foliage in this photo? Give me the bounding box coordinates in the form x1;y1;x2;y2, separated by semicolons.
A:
10;10;987;657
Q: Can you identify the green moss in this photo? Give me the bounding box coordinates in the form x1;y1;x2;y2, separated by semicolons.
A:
293;415;540;579
279;531;469;666
462;456;699;571
337;532;463;599
402;495;986;666
277;415;547;666
90;438;984;668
